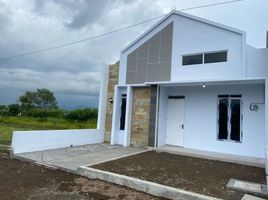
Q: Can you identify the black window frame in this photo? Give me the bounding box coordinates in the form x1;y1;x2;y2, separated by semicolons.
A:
204;51;228;64
182;50;228;66
182;54;203;66
217;95;242;143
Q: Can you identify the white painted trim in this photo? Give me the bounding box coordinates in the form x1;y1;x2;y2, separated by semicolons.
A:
145;77;266;86
118;83;146;87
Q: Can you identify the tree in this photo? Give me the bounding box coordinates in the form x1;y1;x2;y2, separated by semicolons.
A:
19;88;58;112
36;89;58;109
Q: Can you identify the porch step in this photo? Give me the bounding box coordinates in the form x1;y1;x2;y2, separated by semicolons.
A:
242;194;266;200
227;179;268;198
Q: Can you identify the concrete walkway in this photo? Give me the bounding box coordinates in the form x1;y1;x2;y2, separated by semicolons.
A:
15;143;146;172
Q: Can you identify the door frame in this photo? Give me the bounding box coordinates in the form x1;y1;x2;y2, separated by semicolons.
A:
111;86;133;147
165;95;185;147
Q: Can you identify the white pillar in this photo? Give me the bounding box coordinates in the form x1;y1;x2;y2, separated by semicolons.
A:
265;79;268;187
110;86;119;145
123;86;133;147
97;65;109;139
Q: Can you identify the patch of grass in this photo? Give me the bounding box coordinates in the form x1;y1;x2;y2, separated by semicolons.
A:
0;125;27;145
0;116;97;145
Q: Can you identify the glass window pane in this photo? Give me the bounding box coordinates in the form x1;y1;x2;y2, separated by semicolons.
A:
119;96;127;130
218;98;228;140
204;51;227;64
182;54;203;65
230;99;241;141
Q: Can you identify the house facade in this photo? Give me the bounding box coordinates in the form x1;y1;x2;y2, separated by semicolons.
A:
105;11;268;164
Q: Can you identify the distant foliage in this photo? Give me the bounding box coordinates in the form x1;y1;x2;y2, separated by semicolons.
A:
0;88;98;124
19;88;58;114
0;105;9;116
65;108;98;122
7;104;21;116
0;104;20;116
26;108;65;118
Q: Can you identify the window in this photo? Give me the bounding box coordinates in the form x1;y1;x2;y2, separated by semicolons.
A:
119;94;127;130
204;51;227;64
182;50;228;66
217;95;242;142
182;54;203;65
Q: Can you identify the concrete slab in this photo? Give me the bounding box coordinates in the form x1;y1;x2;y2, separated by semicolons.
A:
227;179;268;197
78;166;222;200
15;143;146;172
242;194;266;200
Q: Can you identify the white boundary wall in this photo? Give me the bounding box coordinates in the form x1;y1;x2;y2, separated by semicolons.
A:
12;129;102;154
12;65;109;154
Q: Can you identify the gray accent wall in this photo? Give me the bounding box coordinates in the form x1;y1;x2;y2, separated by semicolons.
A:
126;22;173;84
148;85;157;147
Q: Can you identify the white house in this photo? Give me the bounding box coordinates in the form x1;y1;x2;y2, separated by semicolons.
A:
104;10;268;171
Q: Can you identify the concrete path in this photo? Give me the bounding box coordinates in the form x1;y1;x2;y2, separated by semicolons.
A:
15;143;146;172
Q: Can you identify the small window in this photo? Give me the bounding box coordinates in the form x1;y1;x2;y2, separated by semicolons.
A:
119;94;127;130
204;51;227;64
182;54;203;65
217;95;242;142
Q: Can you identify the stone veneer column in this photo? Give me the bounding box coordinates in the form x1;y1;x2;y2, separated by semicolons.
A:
104;62;119;143
130;87;151;147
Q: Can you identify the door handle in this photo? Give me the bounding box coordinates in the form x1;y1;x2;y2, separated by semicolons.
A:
180;124;184;129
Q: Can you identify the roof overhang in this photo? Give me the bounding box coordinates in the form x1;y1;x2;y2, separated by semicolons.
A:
144;77;266;87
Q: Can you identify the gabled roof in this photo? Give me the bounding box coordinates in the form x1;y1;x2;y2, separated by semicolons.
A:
122;10;245;53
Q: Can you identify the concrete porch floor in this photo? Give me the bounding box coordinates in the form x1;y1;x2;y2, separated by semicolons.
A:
155;145;265;168
15;143;146;172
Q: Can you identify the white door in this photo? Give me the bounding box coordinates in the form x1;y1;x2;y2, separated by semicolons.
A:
166;98;185;146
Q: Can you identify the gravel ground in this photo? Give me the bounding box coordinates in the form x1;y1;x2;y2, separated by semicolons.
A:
92;151;266;200
0;155;167;200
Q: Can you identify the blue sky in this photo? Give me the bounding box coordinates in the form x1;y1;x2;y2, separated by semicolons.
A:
0;0;267;109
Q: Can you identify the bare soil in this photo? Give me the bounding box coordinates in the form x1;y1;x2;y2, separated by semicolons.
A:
0;155;167;200
92;151;266;200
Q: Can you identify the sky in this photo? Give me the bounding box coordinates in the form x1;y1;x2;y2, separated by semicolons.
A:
0;0;267;109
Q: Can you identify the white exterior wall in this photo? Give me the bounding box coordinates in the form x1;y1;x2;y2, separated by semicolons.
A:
158;84;265;158
246;46;268;78
116;11;268;161
171;15;245;81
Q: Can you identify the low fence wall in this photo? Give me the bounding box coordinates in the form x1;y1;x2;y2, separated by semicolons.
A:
12;129;103;154
11;65;109;155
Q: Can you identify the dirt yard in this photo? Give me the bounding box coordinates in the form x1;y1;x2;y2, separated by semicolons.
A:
92;151;266;200
0;155;167;200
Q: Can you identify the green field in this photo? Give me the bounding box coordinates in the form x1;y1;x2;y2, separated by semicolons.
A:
0;116;97;145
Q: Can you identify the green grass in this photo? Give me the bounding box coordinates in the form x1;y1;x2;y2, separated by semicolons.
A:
0;116;97;145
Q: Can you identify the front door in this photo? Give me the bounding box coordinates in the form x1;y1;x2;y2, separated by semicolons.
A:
166;97;185;146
